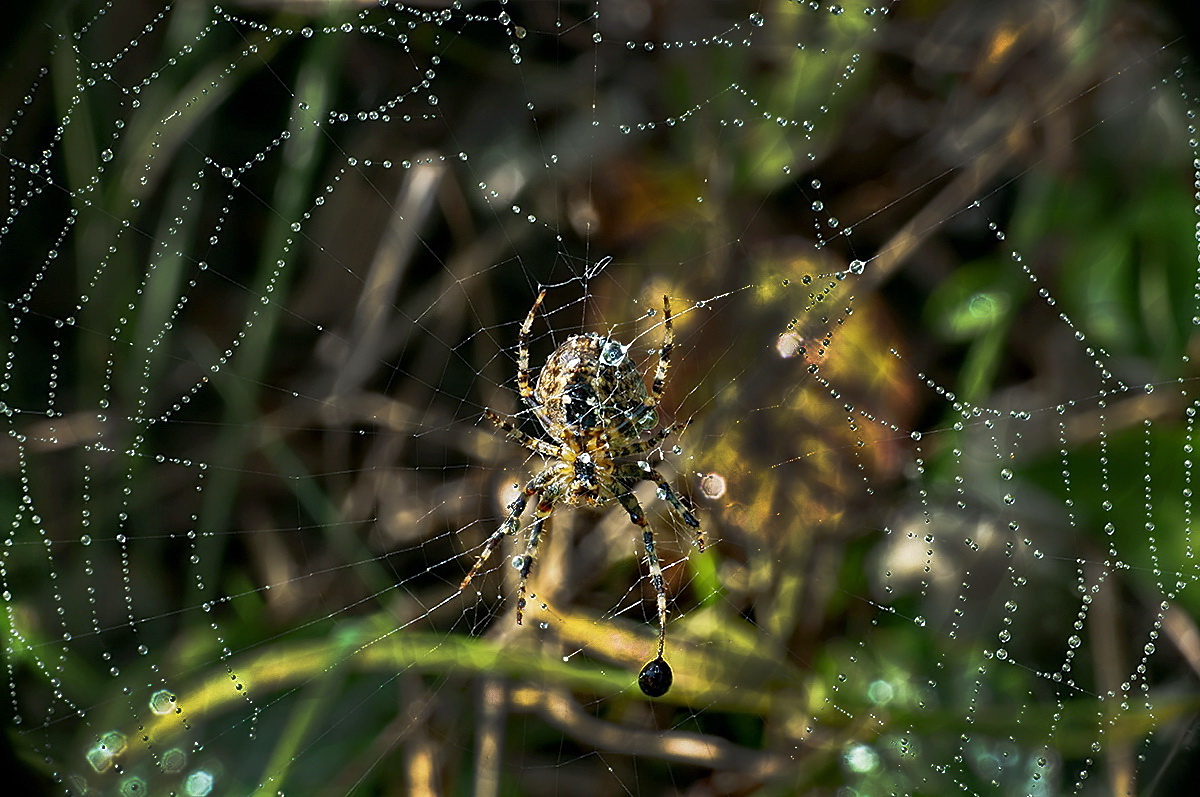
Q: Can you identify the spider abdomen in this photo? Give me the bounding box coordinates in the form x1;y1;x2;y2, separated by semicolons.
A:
535;333;657;440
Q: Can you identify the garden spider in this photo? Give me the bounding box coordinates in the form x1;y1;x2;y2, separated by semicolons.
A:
463;289;704;697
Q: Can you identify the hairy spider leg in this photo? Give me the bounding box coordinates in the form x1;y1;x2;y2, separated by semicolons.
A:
648;295;674;402
514;497;554;624
616;463;705;552
483;409;559;459
612;419;690;459
517;289;547;410
613;489;669;661
459;469;551;592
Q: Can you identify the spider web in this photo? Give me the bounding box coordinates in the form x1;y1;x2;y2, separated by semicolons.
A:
2;0;1198;794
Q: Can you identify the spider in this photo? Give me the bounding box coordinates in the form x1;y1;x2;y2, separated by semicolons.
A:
462;289;704;697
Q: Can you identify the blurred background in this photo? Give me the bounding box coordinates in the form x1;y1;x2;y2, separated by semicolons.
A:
2;0;1200;794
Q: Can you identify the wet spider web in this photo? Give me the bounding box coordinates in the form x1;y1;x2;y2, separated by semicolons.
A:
2;0;1199;794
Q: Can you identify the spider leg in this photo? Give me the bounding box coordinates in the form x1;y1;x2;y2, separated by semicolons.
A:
612;488;670;661
459;470;549;593
514;496;554;625
518;290;547;411
612;418;691;459
616;463;705;552
484;409;560;459
648;294;674;405
623;295;675;438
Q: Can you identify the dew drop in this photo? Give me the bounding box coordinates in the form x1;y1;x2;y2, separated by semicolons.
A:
638;657;672;697
601;340;627;366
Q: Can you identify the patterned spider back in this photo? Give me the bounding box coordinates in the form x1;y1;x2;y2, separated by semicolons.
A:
534;333;658;444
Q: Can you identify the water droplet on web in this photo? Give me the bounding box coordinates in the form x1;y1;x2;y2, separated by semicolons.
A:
638;657;672;696
600;343;628;367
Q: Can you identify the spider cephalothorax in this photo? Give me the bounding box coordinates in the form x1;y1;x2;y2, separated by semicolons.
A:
462;290;704;697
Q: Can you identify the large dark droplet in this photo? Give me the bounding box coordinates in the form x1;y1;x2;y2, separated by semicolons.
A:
638;657;673;697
